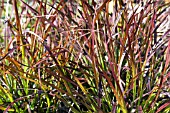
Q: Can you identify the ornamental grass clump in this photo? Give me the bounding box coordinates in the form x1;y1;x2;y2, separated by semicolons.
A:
0;0;169;113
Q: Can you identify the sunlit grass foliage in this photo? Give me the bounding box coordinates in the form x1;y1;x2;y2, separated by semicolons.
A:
0;0;170;113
